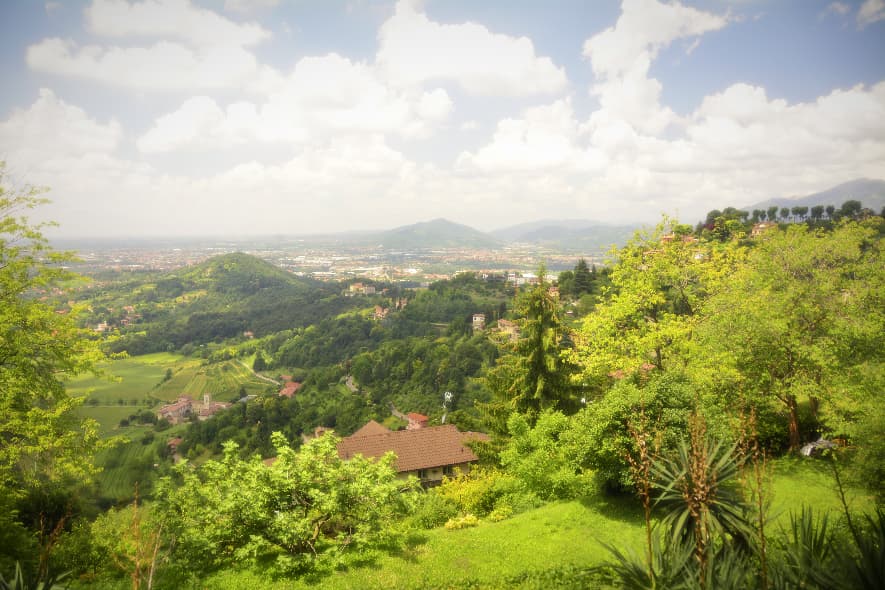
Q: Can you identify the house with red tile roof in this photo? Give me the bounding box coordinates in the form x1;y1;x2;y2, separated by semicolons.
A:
337;423;489;487
406;412;429;430
279;380;302;398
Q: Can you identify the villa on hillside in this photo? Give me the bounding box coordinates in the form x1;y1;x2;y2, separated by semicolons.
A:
337;420;489;487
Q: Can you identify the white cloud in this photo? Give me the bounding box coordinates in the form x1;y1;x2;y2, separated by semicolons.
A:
824;2;851;17
27;0;271;91
0;88;122;166
582;0;728;78
377;0;567;96
457;99;605;174
581;0;728;135
26;38;264;92
224;0;280;14
137;54;453;152
87;0;271;47
858;0;885;26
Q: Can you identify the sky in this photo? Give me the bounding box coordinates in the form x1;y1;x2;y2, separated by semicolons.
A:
0;0;884;238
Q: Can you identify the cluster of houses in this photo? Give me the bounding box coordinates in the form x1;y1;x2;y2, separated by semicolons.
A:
156;393;232;424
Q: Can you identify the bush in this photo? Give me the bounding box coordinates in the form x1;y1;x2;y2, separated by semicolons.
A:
408;490;458;529
444;514;479;530
500;411;587;501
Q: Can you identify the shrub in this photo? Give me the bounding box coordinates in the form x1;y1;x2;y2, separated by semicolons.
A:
444;514;479;530
408;490;458;530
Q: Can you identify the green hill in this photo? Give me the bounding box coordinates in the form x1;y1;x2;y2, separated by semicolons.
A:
79;252;356;355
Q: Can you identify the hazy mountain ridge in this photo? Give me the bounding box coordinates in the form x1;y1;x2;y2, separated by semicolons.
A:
365;218;503;250
748;178;885;212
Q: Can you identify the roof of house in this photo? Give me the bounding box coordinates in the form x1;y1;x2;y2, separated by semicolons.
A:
337;424;489;472
351;420;390;438
407;412;428;421
279;382;302;397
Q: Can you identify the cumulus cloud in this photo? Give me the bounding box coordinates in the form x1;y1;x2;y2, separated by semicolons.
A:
0;88;122;166
582;0;728;135
223;0;280;14
457;99;605;174
86;0;271;47
377;0;567;96
27;38;264;91
857;0;885;26
137;54;453;152
27;0;271;91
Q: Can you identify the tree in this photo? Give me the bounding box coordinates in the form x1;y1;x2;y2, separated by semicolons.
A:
839;199;862;219
482;264;577;431
0;164;105;578
780;207;790;221
810;205;825;221
825;205;836;219
696;221;883;451
767;206;780;223
157;432;413;574
573;258;592;296
557;270;575;300
574;219;742;386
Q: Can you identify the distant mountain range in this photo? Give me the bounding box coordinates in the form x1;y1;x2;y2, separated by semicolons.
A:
369;218;503;250
490;219;638;252
341;218;638;252
747;178;885;212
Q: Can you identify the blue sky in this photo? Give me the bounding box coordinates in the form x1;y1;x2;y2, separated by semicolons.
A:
1;0;883;237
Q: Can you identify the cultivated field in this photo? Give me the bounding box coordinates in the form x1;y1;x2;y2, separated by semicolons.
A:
70;353;274;434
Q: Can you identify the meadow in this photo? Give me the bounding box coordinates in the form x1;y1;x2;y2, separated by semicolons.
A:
187;458;873;590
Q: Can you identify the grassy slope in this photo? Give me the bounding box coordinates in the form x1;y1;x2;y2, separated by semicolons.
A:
198;458;875;590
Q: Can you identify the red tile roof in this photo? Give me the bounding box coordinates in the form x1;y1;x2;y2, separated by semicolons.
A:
407;412;428;421
337;424;489;473
351;420;390;438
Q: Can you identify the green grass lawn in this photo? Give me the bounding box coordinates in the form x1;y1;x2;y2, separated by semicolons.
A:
194;457;875;590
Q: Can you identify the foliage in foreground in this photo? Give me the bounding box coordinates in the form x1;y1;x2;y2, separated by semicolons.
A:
156;432;416;576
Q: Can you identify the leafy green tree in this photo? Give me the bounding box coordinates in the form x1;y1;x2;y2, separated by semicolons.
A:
696;221;883;451
574;219;741;385
840;199;863;219
564;372;698;490
767;206;780;223
0;165;106;578
825;205;836;219
500;411;585;500
810;205;825;221
157;432;414;575
556;270;575;300
780;207;790;221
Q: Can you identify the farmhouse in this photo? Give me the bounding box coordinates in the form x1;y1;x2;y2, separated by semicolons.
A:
337;421;489;487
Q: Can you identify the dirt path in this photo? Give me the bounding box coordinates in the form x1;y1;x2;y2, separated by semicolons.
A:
239;361;281;386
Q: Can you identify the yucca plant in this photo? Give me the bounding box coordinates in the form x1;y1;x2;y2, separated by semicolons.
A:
650;415;753;588
0;562;68;590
